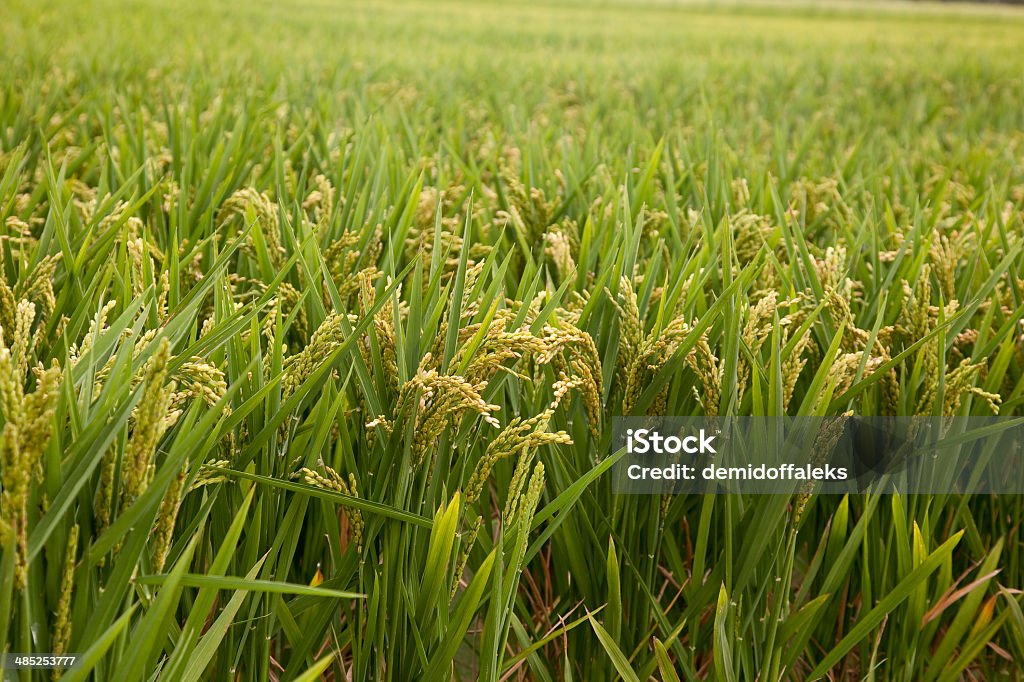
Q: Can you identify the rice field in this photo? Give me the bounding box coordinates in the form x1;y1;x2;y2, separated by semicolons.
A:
2;0;1024;679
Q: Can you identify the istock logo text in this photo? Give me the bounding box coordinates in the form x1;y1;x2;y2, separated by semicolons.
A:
625;429;717;455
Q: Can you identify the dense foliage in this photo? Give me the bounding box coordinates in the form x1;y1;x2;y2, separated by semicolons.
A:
2;0;1024;679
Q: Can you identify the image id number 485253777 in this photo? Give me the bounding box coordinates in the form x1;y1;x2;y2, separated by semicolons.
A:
2;655;78;669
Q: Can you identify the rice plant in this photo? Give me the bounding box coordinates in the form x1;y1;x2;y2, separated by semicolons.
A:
1;0;1024;679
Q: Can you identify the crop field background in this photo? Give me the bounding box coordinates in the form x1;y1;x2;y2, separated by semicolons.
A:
2;0;1024;679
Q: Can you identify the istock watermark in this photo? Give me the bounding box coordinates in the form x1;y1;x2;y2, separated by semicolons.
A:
612;416;1024;495
625;428;717;455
